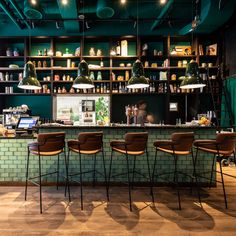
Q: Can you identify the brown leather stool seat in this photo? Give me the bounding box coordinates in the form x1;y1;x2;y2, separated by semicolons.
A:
193;132;236;208
25;132;66;213
66;131;108;210
108;132;153;211
152;132;195;210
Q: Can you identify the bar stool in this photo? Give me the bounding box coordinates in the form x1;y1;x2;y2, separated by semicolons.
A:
193;132;236;208
25;132;66;213
108;132;153;211
66;131;108;210
152;132;195;210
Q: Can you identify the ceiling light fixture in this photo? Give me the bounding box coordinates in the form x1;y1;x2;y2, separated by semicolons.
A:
127;0;149;89
120;0;126;5
31;0;37;5
160;0;167;5
61;0;68;5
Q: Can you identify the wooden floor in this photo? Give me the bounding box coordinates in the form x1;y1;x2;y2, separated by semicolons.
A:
1;166;236;235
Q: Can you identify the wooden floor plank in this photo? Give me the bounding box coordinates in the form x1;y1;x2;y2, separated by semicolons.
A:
0;166;236;235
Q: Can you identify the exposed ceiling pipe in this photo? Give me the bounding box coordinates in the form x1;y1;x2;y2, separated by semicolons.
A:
179;0;236;34
8;0;31;28
0;0;23;29
57;0;80;32
151;0;174;31
97;0;115;19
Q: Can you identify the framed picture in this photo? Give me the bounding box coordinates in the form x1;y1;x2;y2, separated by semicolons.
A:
169;103;178;112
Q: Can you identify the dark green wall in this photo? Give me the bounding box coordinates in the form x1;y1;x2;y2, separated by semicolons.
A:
5;95;52;119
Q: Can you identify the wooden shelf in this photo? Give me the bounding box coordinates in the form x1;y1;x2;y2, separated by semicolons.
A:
0;67;23;71
0;56;24;59
0;93;51;96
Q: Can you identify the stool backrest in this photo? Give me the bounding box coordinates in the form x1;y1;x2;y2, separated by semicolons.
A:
216;132;236;153
78;131;103;151
36;132;65;152
171;132;194;151
124;132;148;152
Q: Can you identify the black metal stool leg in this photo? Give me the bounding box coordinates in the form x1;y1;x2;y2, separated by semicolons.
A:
125;152;132;211
38;154;42;214
131;155;136;189
25;148;30;201
209;154;216;188
65;149;71;202
102;149;109;201
79;152;83;210
146;149;154;203
173;154;181;210
219;159;228;209
56;154;60;190
93;153;97;187
191;149;201;205
107;149;113;198
151;149;158;203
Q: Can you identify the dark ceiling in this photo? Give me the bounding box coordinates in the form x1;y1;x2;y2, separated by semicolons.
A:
0;0;235;36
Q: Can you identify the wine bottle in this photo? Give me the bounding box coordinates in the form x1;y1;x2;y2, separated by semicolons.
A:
116;41;121;56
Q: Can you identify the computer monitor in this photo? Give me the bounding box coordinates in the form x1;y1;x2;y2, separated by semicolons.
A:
16;116;38;130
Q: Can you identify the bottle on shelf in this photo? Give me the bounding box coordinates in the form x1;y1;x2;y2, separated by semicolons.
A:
5;72;9;81
118;82;122;93
116;41;121;56
101;83;104;93
100;58;104;67
90;71;95;81
104;83;107;93
97;71;102;80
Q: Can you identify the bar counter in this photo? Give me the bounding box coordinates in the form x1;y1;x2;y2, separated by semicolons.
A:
0;125;217;184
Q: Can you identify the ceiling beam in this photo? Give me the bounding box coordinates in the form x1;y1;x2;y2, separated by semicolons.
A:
0;0;23;29
151;0;174;31
57;0;80;33
8;0;31;29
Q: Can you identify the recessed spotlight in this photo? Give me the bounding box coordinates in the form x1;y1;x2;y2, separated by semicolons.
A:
62;0;68;5
31;0;37;5
120;0;126;5
160;0;167;5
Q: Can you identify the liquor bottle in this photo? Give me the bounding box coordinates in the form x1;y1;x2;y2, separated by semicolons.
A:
100;58;104;67
116;41;121;56
97;71;102;80
119;82;122;93
96;84;100;93
5;72;9;81
90;71;95;80
104;83;107;93
107;83;110;93
101;83;104;93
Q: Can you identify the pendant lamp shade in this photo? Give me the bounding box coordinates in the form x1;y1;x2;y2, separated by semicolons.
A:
127;59;149;89
18;61;41;90
73;60;94;89
180;60;206;89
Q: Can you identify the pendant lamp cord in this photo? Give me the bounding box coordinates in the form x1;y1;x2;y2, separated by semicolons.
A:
82;0;85;60
136;0;139;58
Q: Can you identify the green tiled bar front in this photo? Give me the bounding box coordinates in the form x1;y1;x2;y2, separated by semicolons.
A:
0;126;216;184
